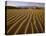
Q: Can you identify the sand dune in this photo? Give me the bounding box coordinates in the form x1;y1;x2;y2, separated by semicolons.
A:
5;7;45;35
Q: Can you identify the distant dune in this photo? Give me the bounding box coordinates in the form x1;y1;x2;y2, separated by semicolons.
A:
5;6;44;9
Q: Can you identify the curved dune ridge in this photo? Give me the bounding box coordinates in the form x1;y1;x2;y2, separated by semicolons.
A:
6;8;45;35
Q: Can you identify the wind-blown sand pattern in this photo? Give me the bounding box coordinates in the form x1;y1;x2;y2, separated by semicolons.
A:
5;7;45;35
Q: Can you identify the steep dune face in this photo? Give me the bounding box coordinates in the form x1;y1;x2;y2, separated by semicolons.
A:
6;8;45;35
